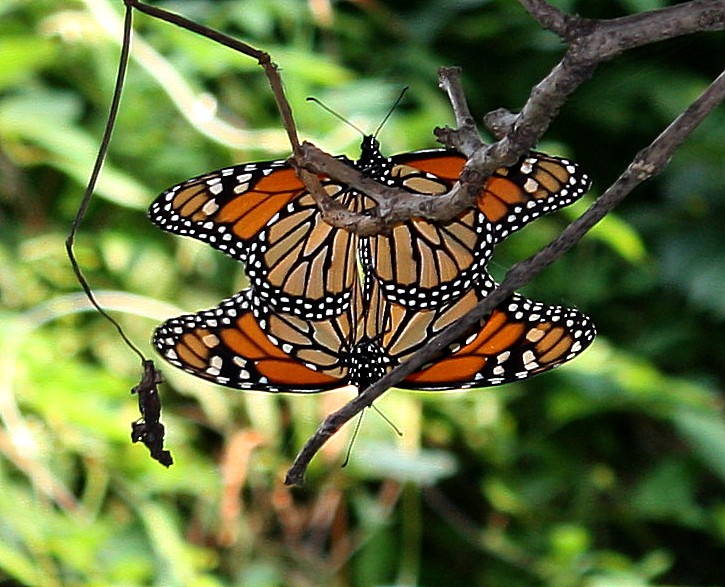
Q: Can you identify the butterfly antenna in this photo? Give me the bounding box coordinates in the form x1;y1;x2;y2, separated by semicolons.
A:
341;410;365;468
306;96;365;137
341;403;403;468
373;86;409;138
372;404;403;437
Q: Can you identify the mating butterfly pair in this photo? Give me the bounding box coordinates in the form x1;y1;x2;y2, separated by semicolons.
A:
149;137;595;392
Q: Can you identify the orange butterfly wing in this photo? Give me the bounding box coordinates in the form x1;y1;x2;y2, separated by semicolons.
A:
366;149;590;309
149;160;363;318
153;290;346;392
399;293;595;390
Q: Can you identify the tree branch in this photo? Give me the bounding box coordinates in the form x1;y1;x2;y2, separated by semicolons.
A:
127;0;724;236
284;67;725;486
295;0;724;235
122;0;724;483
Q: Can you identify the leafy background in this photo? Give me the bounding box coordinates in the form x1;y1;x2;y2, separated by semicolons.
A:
1;0;724;585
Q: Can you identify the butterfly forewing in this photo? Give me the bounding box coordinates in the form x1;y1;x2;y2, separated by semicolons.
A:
478;152;591;242
391;150;590;243
152;289;346;393
148;160;295;263
399;292;596;390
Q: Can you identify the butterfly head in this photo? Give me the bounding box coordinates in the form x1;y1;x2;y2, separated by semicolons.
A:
361;135;381;153
357;135;390;176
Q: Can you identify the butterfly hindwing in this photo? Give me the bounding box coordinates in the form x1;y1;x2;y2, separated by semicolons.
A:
361;146;492;308
247;186;364;317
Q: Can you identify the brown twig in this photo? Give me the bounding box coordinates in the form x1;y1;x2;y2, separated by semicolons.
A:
437;67;478;136
65;2;173;465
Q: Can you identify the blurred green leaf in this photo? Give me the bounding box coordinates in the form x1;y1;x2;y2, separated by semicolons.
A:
350;442;457;484
1;1;722;586
0;36;58;89
0;540;39;587
629;459;704;527
565;197;647;263
673;409;725;484
0;90;150;208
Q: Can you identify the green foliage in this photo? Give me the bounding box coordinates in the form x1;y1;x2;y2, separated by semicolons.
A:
1;1;723;586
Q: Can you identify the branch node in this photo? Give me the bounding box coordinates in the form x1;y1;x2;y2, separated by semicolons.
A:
434;124;482;155
483;108;517;139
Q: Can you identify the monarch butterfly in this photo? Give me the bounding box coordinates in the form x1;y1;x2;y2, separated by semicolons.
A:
149;137;594;391
148;137;590;316
152;270;596;392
